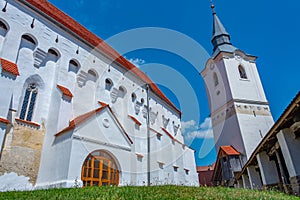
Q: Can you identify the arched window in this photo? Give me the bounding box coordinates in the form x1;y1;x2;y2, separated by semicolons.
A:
48;48;59;57
213;72;219;86
20;83;38;121
88;69;97;82
0;20;8;36
131;92;137;102
68;59;80;73
81;150;119;187
118;86;126;98
105;78;113;91
238;65;247;79
47;48;60;62
21;34;36;45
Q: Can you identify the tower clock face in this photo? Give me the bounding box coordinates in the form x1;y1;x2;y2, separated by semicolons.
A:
210;63;216;70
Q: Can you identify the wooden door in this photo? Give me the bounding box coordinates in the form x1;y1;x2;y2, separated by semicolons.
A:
82;151;119;187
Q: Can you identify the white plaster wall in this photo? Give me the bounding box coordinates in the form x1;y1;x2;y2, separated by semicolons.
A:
277;129;300;177
256;151;280;185
213;115;245;155
237;111;274;159
223;58;267;102
202;59;232;113
0;124;7;154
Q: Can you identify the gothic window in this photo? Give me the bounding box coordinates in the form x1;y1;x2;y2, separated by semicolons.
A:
238;65;247;79
20;83;38;121
213;72;219;86
81;150;119;187
105;78;113;90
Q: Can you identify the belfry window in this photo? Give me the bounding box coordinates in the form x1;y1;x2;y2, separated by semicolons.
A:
20;83;38;121
213;72;219;86
238;65;247;79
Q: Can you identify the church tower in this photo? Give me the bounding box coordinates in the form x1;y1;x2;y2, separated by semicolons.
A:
201;5;274;164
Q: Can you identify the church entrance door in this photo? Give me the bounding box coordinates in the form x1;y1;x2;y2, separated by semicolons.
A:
81;150;119;186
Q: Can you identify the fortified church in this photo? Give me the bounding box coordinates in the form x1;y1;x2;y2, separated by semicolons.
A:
0;0;199;188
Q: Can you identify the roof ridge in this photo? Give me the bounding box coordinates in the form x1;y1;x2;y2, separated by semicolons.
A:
23;0;180;114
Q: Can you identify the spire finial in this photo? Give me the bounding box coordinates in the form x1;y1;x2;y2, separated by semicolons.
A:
210;0;216;14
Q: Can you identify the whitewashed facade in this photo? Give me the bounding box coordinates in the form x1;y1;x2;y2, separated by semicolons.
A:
0;0;198;188
201;8;274;186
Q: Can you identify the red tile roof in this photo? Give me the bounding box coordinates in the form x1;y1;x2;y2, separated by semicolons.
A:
55;104;133;144
220;146;240;156
0;117;10;124
161;127;175;141
0;58;19;76
23;0;180;115
57;84;73;98
128;115;142;126
98;101;108;108
149;128;162;136
161;127;190;150
196;163;215;172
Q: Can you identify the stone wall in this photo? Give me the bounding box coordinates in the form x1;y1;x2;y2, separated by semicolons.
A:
0;123;45;184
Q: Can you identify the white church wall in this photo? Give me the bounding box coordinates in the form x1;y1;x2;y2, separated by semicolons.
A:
35;134;73;188
213;115;245;155
183;148;199;186
237;111;274;159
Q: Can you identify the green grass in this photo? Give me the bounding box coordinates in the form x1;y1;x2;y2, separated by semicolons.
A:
0;186;299;200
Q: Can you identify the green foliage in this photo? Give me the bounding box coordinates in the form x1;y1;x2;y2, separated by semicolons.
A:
0;186;299;200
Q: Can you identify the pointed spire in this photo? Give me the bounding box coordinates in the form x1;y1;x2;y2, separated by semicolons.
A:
211;3;232;51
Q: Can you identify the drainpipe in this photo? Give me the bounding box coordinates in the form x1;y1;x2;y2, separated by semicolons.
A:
146;84;150;186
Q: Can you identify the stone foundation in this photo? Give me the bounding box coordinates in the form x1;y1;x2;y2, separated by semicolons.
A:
290;175;300;196
0;123;45;184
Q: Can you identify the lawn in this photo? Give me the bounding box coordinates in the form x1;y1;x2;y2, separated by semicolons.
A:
0;185;299;200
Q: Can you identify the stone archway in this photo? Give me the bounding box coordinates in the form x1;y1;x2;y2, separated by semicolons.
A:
81;150;119;186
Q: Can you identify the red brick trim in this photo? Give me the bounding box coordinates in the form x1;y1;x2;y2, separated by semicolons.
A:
0;117;10;124
128;115;142;126
15;118;40;128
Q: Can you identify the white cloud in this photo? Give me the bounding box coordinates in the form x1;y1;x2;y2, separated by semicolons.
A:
128;58;146;68
181;120;197;133
182;117;214;143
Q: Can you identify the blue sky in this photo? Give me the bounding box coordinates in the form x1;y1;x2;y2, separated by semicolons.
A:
48;0;300;166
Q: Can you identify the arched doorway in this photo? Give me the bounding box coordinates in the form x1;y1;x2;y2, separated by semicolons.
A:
81;150;119;186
